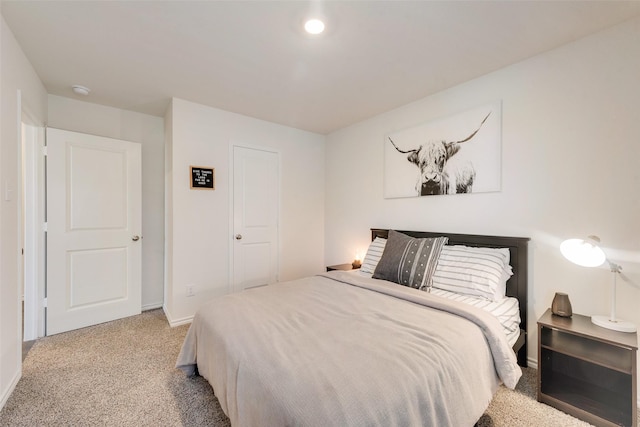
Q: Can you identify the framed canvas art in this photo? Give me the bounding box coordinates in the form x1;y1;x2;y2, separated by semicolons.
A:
384;101;501;198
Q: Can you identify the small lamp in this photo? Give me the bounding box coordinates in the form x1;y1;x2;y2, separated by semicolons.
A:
560;236;636;333
352;252;362;269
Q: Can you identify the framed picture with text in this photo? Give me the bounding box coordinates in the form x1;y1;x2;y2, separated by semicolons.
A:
190;166;215;190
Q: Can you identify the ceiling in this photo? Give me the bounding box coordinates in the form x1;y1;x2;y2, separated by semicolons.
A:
3;1;640;135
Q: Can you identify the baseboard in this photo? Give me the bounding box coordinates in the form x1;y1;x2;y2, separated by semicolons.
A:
0;369;21;411
162;305;193;327
141;302;163;312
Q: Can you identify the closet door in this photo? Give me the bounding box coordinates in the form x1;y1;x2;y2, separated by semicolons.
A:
232;145;279;291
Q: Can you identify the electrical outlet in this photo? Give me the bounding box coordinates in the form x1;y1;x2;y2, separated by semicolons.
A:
186;284;195;297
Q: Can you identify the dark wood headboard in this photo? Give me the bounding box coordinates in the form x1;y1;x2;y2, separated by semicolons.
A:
371;228;530;367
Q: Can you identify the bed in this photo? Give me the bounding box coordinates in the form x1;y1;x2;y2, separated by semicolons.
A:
177;229;530;426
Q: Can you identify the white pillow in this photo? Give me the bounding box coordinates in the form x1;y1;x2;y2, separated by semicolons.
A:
360;237;387;274
431;245;512;301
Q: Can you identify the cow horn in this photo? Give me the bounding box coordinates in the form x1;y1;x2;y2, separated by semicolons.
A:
454;112;491;144
388;137;418;154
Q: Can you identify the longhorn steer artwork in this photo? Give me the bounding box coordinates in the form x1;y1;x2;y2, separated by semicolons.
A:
388;112;492;196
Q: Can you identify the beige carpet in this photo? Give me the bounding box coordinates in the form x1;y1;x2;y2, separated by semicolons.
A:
0;309;598;426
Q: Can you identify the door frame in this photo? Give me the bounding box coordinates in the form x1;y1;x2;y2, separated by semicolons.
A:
21;108;46;341
228;142;281;293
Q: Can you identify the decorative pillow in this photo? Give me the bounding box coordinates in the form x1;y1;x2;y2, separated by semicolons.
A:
431;245;512;301
360;237;387;274
373;230;448;289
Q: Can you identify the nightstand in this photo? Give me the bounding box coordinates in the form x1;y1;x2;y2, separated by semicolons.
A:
326;263;359;272
538;308;638;427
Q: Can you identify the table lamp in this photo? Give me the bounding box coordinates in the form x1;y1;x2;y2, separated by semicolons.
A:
560;235;636;333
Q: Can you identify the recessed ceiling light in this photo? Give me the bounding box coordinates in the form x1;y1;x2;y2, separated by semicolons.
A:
72;85;90;96
304;19;325;35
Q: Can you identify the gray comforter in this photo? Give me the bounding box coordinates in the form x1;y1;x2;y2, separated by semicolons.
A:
176;271;522;426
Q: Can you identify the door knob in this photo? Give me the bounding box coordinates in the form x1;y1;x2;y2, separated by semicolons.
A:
132;235;140;241
235;234;243;240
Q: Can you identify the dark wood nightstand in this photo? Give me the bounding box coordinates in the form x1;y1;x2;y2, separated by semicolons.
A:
537;308;638;427
326;263;360;272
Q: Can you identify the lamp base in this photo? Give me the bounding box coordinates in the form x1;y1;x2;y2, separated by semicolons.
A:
591;315;637;333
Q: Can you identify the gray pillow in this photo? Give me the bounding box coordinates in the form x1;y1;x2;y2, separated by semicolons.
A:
373;230;448;289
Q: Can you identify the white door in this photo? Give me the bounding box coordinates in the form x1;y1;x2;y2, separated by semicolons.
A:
232;146;279;291
46;128;142;335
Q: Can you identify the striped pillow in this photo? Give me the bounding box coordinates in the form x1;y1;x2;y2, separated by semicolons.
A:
360;237;387;274
430;287;521;335
432;245;511;301
373;230;448;289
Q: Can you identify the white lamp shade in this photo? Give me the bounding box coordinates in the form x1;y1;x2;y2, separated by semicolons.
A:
560;238;606;267
559;236;635;333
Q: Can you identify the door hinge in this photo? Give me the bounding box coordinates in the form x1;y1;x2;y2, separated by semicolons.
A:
42;298;47;308
42;146;47;156
42;222;48;232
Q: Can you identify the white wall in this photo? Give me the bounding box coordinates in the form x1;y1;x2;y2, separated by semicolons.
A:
164;98;325;324
47;96;165;309
325;17;640;369
0;16;48;408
